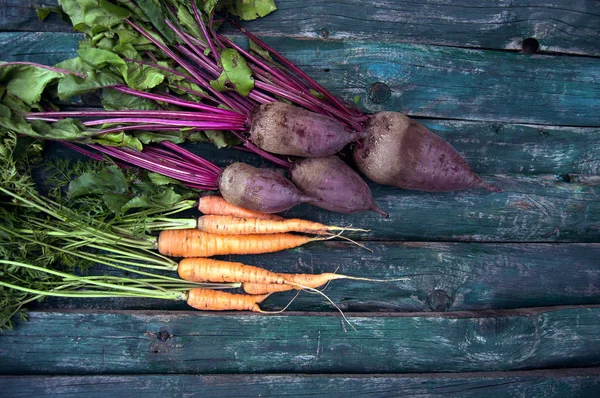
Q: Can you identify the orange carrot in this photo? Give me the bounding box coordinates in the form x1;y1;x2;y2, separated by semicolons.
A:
178;258;285;284
241;273;378;294
176;258;410;294
242;283;293;295
198;196;284;220
196;215;368;235
157;229;328;257
186;288;270;312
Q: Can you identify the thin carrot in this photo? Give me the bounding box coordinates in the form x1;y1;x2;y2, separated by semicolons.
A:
241;282;294;295
178;258;285;284
241;271;410;295
176;258;410;294
196;215;369;235
198;196;284;220
186;287;270;312
157;229;329;257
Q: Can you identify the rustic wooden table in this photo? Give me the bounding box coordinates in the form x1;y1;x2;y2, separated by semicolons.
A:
1;0;599;396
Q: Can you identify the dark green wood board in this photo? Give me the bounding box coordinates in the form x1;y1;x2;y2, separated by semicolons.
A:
2;32;600;125
2;369;600;398
30;242;600;312
4;0;600;56
1;0;599;395
2;307;600;375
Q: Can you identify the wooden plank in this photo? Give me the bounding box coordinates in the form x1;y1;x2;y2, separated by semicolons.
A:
2;369;600;397
29;242;600;313
1;307;600;374
39;142;600;243
2;32;599;126
2;1;600;57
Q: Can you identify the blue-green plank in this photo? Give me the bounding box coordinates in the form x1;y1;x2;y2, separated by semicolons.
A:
2;1;600;56
2;369;600;397
30;242;600;313
42;142;600;243
1;32;599;126
1;307;600;374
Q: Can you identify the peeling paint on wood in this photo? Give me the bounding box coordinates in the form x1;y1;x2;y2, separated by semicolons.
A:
1;307;600;374
30;242;600;313
1;32;599;126
3;0;600;56
2;369;600;397
40;144;600;243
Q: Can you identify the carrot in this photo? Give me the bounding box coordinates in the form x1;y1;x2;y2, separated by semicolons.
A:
241;282;293;295
198;196;284;220
157;229;329;257
196;215;368;235
178;258;285;284
177;258;410;294
241;271;410;295
186;288;270;312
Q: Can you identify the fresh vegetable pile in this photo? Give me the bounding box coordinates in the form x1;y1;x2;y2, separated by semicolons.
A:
0;0;503;328
0;129;398;330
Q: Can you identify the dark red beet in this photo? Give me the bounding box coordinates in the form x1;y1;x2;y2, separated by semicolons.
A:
353;112;502;192
249;102;364;157
219;162;316;213
290;156;388;217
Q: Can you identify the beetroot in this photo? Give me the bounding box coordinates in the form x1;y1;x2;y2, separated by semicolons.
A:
353;112;502;192
290;156;388;217
249;102;364;157
219;162;316;213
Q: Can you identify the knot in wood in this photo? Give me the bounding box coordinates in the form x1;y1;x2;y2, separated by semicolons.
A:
427;289;453;312
369;82;391;104
522;38;539;54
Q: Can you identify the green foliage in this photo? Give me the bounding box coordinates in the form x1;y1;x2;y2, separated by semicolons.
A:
227;0;277;21
210;48;255;96
63;162;193;215
0;63;65;105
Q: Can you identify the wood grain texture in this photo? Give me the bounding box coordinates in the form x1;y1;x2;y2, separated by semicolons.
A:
2;0;600;56
1;307;600;375
2;369;600;397
41;142;600;243
1;32;600;126
29;242;600;313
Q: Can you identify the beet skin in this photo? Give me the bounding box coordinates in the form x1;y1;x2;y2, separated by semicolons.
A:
290;156;388;217
353;112;501;192
249;102;364;157
219;162;315;214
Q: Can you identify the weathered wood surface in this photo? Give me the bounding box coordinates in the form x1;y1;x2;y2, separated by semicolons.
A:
3;0;600;57
2;368;600;398
42;142;600;243
2;32;599;126
31;242;600;312
1;0;599;388
1;306;600;374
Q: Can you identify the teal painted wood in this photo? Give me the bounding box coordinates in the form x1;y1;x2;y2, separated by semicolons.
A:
28;242;600;313
2;1;600;56
40;142;600;243
1;307;600;374
2;369;600;397
1;32;600;126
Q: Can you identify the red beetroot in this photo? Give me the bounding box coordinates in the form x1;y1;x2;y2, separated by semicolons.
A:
248;102;365;157
219;162;316;214
353;112;502;192
290;156;388;217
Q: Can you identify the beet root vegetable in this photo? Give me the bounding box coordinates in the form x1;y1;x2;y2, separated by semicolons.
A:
249;102;365;157
290;156;388;217
219;162;316;213
353;112;502;192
